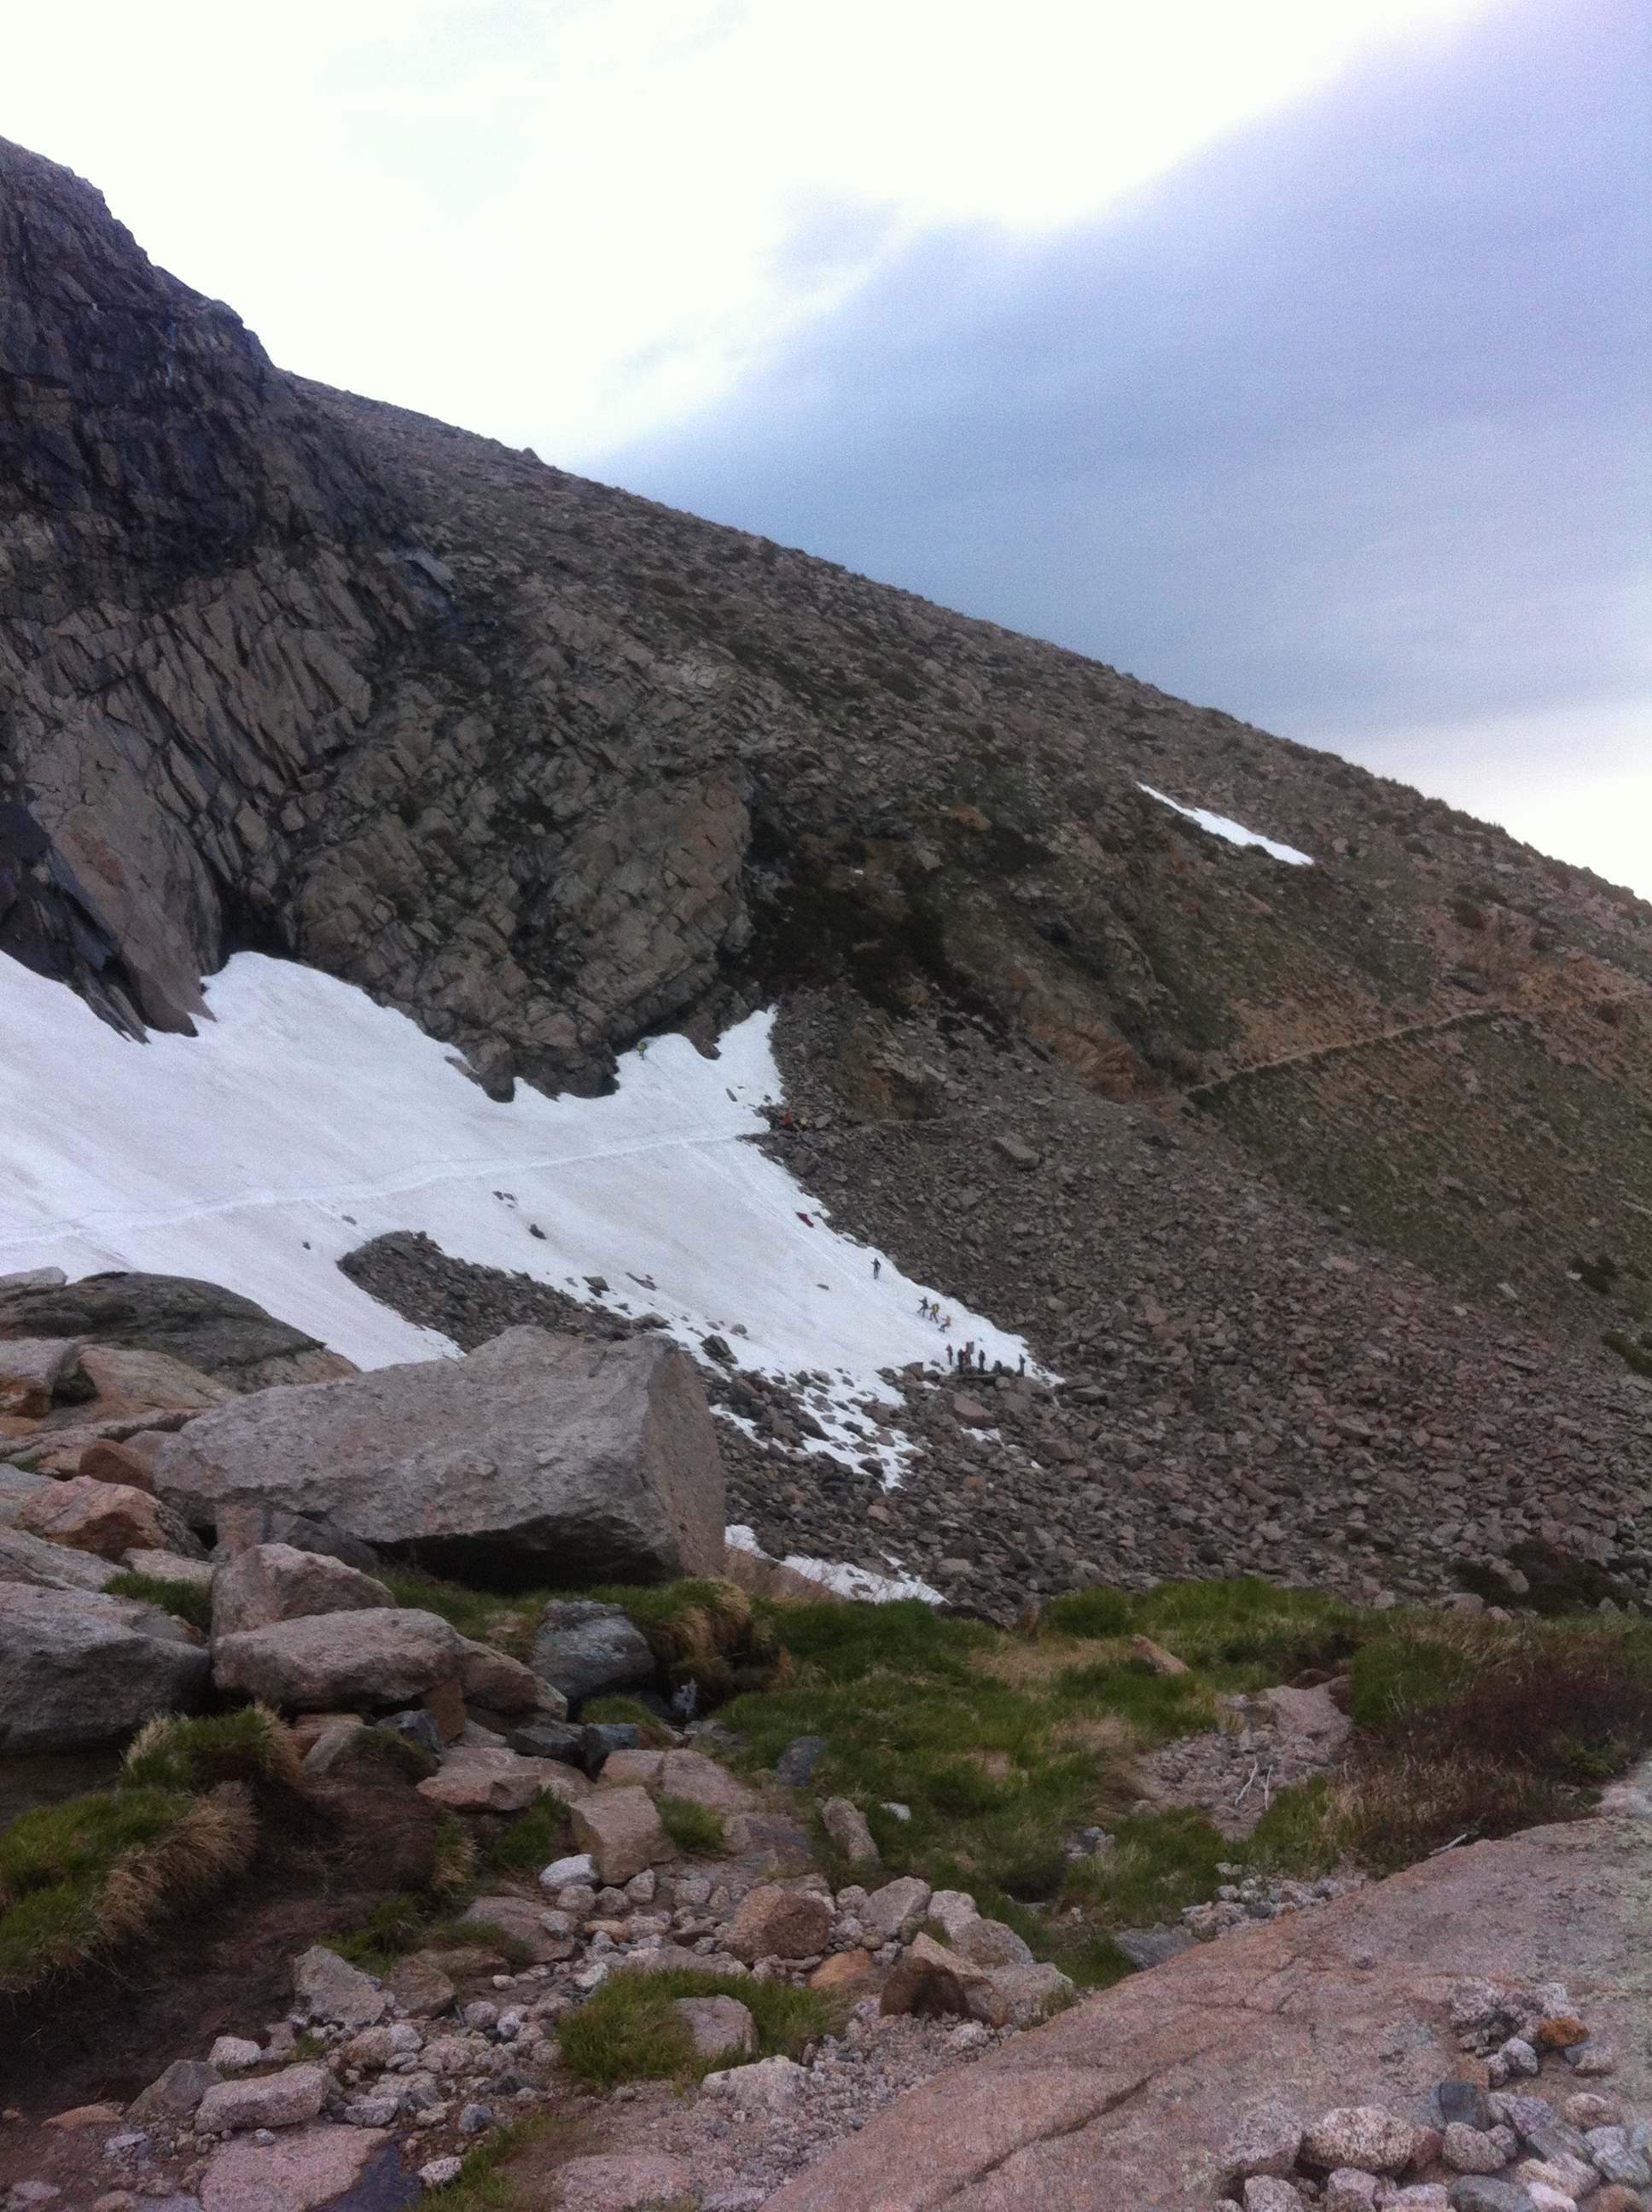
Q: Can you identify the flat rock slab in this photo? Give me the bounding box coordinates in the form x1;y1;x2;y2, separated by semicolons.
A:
156;1328;724;1586
764;1812;1652;2212
200;2123;392;2212
212;1609;462;1709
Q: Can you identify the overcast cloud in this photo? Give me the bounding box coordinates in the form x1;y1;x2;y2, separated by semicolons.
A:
604;0;1650;890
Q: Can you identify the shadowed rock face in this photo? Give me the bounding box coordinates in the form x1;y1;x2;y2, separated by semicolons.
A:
3;134;1649;1304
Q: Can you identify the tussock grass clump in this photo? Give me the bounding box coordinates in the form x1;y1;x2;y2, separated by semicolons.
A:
484;1792;568;1874
0;1783;256;1994
105;1572;213;1634
656;1796;725;1855
123;1706;303;1796
557;1965;831;2090
591;1578;789;1702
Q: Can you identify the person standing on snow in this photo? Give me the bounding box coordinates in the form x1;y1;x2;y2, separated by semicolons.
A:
873;1258;881;1279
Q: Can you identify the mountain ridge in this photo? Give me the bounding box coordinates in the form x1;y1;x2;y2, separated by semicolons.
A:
3;130;1650;1402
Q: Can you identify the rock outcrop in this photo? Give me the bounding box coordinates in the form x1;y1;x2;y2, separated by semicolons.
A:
154;1325;726;1586
0;1584;210;1750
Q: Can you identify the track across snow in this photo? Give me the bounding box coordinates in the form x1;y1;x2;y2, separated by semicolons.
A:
1;952;1027;1480
1138;783;1313;865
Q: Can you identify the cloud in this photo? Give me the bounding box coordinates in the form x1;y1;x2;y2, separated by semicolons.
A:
602;0;1649;780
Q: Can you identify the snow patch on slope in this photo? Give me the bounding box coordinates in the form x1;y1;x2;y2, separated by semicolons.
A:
0;952;1028;1484
1139;783;1313;865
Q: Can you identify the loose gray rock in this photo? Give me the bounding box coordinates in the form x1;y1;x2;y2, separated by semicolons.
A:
675;1995;757;2060
0;1584;209;1751
211;1608;463;1710
777;1735;829;1786
380;1708;446;1760
532;1601;657;1705
954;1916;1034;1969
209;1541;395;1639
1113;1926;1195;1970
821;1797;879;1865
125;2061;222;2125
292;1946;387;2030
155;1329;725;1586
860;1877;933;1943
195;2061;330;2134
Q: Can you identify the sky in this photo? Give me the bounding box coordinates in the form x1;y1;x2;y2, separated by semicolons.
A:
3;0;1647;892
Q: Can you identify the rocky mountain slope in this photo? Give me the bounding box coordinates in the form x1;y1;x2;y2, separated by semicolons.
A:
3;129;1650;1543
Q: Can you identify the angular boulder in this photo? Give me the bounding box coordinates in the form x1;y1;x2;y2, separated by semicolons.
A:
211;1608;463;1710
458;1636;550;1714
0;1524;122;1591
532;1598;657;1703
568;1784;673;1884
416;1747;587;1813
0;1463;55;1527
724;1883;834;1965
196;2060;331;2133
293;1947;387;2030
0;1336;84;1417
0;1584;209;1751
15;1473;171;1560
154;1327;725;1586
210;1541;396;1640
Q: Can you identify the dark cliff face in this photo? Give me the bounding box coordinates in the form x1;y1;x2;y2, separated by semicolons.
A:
1;135;1649;1343
0;137;394;624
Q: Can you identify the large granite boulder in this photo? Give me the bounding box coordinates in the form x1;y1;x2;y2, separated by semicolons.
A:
155;1327;725;1587
0;1272;358;1393
211;1609;463;1711
0;1523;123;1591
210;1541;396;1640
0;1584;210;1751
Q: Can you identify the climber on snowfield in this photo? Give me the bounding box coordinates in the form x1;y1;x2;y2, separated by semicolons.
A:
873;1257;881;1279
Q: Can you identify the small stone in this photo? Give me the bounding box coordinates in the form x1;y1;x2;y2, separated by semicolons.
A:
724;1884;832;1965
567;1787;672;1885
954;1917;1033;1969
674;1996;756;2060
859;1877;933;1943
420;2157;464;2190
457;2104;493;2137
1446;2183;1532;2212
1242;2182;1304;2212
1302;2109;1414;2175
1590;2139;1652;2189
777;1736;829;1786
1563;2042;1615;2075
291;1947;386;2030
810;1950;875;1995
45;2105;124;2132
820;1797;879;1864
1443;2122;1515;2174
1221;2104;1304;2188
195;2064;329;2135
1564;2094;1620;2129
701;2057;806;2109
342;2099;398;2129
387;1955;455;2017
127;2061;221;2124
926;1890;980;1942
1537;2015;1589;2050
1497;2037;1539;2076
1324;2173;1378;2212
540;1854;596;1891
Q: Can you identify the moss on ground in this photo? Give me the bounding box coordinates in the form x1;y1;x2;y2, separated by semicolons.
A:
558;1965;833;2089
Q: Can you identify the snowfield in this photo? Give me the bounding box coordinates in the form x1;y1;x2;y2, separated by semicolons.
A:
1139;782;1313;865
0;952;1028;1487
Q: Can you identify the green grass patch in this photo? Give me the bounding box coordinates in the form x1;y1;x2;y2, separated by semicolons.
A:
105;1573;212;1634
483;1792;570;1875
121;1707;302;1795
0;1783;256;1994
416;2113;579;2212
656;1796;725;1855
557;1965;832;2090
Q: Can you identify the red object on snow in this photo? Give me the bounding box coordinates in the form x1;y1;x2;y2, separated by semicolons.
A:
796;1211;813;1226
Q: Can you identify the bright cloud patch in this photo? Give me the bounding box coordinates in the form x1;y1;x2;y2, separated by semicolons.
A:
0;952;1027;1482
1139;783;1313;865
